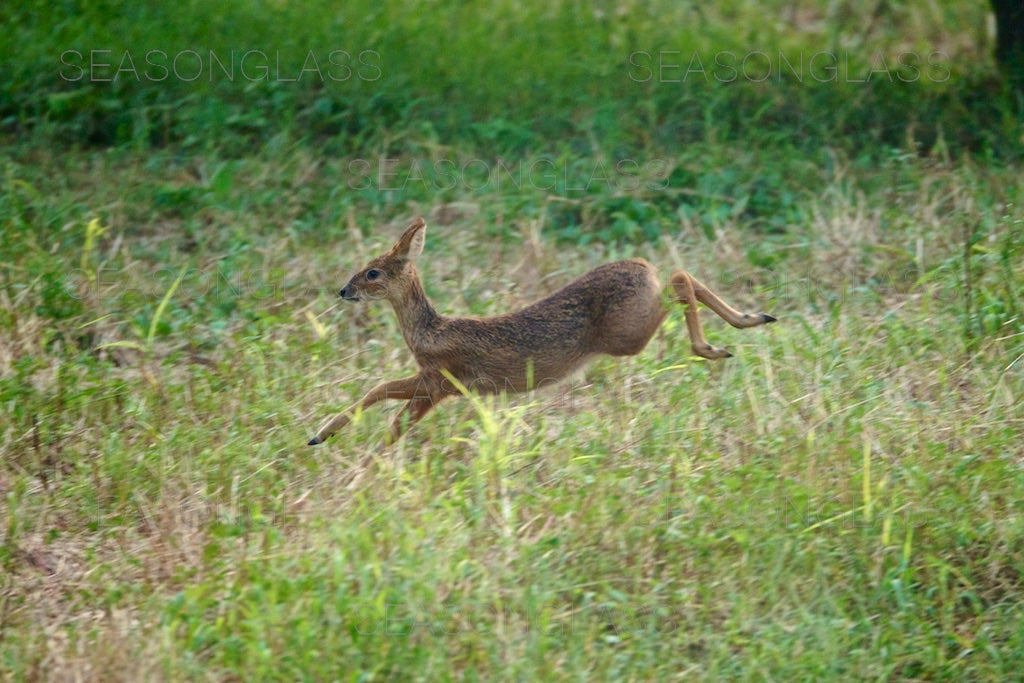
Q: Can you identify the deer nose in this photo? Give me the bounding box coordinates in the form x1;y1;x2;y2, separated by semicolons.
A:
339;285;349;298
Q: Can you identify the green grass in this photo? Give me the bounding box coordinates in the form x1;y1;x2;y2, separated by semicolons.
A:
4;0;1020;157
3;1;1024;680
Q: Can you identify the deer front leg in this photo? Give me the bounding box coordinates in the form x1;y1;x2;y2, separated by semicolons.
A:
308;374;423;445
384;395;445;445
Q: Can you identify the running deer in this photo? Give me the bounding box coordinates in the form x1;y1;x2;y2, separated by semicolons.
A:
307;217;775;445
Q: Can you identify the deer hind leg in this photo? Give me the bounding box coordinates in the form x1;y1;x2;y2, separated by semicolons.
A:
684;272;777;329
669;270;776;360
308;374;424;445
669;270;731;359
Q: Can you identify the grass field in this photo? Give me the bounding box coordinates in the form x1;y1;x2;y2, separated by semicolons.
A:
2;1;1024;680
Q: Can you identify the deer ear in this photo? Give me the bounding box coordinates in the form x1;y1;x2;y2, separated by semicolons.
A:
393;217;426;261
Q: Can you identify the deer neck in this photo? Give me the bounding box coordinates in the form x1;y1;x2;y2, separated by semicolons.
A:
390;270;441;350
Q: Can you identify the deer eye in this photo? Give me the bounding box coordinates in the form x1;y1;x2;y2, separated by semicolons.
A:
365;269;381;281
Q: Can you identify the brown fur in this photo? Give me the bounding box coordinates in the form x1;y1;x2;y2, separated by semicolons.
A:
308;217;775;445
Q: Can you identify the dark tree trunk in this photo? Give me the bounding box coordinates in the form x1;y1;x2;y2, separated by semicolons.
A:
991;0;1024;86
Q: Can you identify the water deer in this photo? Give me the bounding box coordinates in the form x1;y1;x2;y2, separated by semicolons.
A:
307;217;775;445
